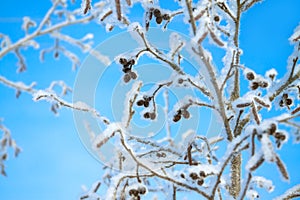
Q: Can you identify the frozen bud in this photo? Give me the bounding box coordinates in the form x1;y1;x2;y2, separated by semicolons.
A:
251;82;259;90
189;172;198;180
213;15;220;22
156;16;163;24
129;71;137;79
246;72;255;80
197;178;204;186
153;9;161;17
123;73;131;83
137;100;144;106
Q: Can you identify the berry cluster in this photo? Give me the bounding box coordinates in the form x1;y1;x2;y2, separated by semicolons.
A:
258;123;286;148
137;95;152;108
148;8;170;25
119;58;137;83
245;71;269;90
183;171;206;186
173;108;190;122
279;93;293;109
137;96;156;120
128;186;146;200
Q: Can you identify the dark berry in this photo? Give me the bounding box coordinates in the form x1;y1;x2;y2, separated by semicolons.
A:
199;171;206;177
180;173;185;179
143;96;151;102
137;100;144;106
286;98;293;106
274;132;281;140
153;9;161;17
251;82;259;90
190;172;198;180
162;14;170;20
128;59;135;65
173;114;181;122
156;16;163;24
282;93;288;99
269;123;277;134
197;179;204;186
279;100;284;107
143;101;149;107
246;72;255;80
143;112;150;119
213;15;220;22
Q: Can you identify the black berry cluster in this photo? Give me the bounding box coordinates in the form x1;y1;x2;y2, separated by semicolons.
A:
148;8;170;25
245;71;269;90
173;108;190;122
119;58;137;83
137;95;152;107
279;93;293;109
258;123;286;148
128;186;146;200
188;171;206;186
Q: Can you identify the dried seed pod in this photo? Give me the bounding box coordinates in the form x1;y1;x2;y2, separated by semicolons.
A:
156;16;163;24
123;73;131;83
246;72;255;80
153;9;161;17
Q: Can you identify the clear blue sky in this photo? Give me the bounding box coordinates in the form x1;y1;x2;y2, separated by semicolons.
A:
0;0;300;199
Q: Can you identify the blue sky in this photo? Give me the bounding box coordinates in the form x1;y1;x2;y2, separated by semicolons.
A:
0;0;300;199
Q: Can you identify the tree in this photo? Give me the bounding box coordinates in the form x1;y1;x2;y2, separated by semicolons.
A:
0;0;300;199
